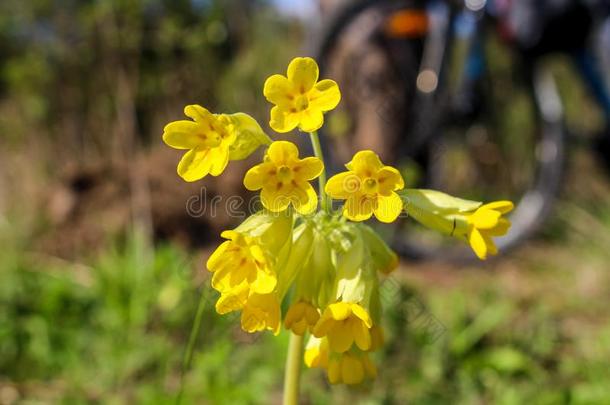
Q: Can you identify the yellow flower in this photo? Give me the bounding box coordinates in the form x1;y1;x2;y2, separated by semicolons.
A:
304;336;329;369
241;292;281;335
466;201;513;260
327;352;377;385
264;57;341;133
399;189;513;260
326;150;405;223
215;281;250;315
163;105;270;182
284;301;320;335
206;230;276;295
313;302;373;353
244;141;323;214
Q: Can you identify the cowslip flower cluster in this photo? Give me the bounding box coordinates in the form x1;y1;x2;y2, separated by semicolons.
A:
162;56;513;387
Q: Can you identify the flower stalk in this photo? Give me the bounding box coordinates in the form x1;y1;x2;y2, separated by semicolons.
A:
308;131;330;212
283;333;304;405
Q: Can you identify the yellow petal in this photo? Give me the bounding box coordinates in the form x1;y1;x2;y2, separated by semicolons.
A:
488;218;511;236
328;326;354;353
263;74;294;108
373;192;403;223
250;270;277;295
325;171;359;199
287;57;319;93
328;302;352;320
270;106;299;133
162;121;203;149
312;317;333;337
347;150;384;175
294;157;323;180
482;200;514;214
267;141;299;164
309;79;341;111
377;166;405;193
184;104;213;123
261;186;291;212
342;355;365;385
206;240;231;271
470;208;501;229
468;228;488;260
285;303;305;330
291;182;318;215
352;320;372;351
350;304;373;327
177;148;213;182
243;164;266;191
327;358;341;384
208;146;230;176
483;233;498;256
299;108;324;133
344;195;374;222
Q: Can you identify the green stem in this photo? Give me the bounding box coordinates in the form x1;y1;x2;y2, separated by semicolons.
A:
309;131;330;212
283;332;304;405
176;287;207;405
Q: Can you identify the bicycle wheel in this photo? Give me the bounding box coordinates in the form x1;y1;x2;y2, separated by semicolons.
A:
316;1;567;261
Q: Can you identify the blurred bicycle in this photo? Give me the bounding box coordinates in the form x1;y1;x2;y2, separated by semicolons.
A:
315;0;610;261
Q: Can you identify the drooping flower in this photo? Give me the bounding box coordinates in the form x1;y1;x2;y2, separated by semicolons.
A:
263;57;341;133
399;189;513;260
466;201;514;260
207;230;277;295
313;302;373;353
206;210;292;319
241;292;282;335
327;351;377;385
304;336;330;369
244;141;323;214
326;150;405;223
284;300;320;335
163;105;270;182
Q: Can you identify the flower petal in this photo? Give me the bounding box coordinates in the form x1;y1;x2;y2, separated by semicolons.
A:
346;150;384;175
309;79;341;111
206;240;231;272
162;121;203;149
344;195;374;222
470;208;501;229
482;200;514;214
377;166;405;193
468;228;488;260
267;141;299;164
374;192;403;223
270;106;299;133
291;182;318;215
328;326;354;353
294;157;323;180
261;186;291;212
184;104;214;123
177;148;213;182
488;218;511;236
342;355;365;385
326;171;359;199
263;74;294;108
208;146;230;176
299;108;324;132
287;57;319;93
244;164;266;191
352;320;372;351
350;304;373;327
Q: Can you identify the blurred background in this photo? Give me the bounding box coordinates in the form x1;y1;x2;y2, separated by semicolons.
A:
1;0;610;403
